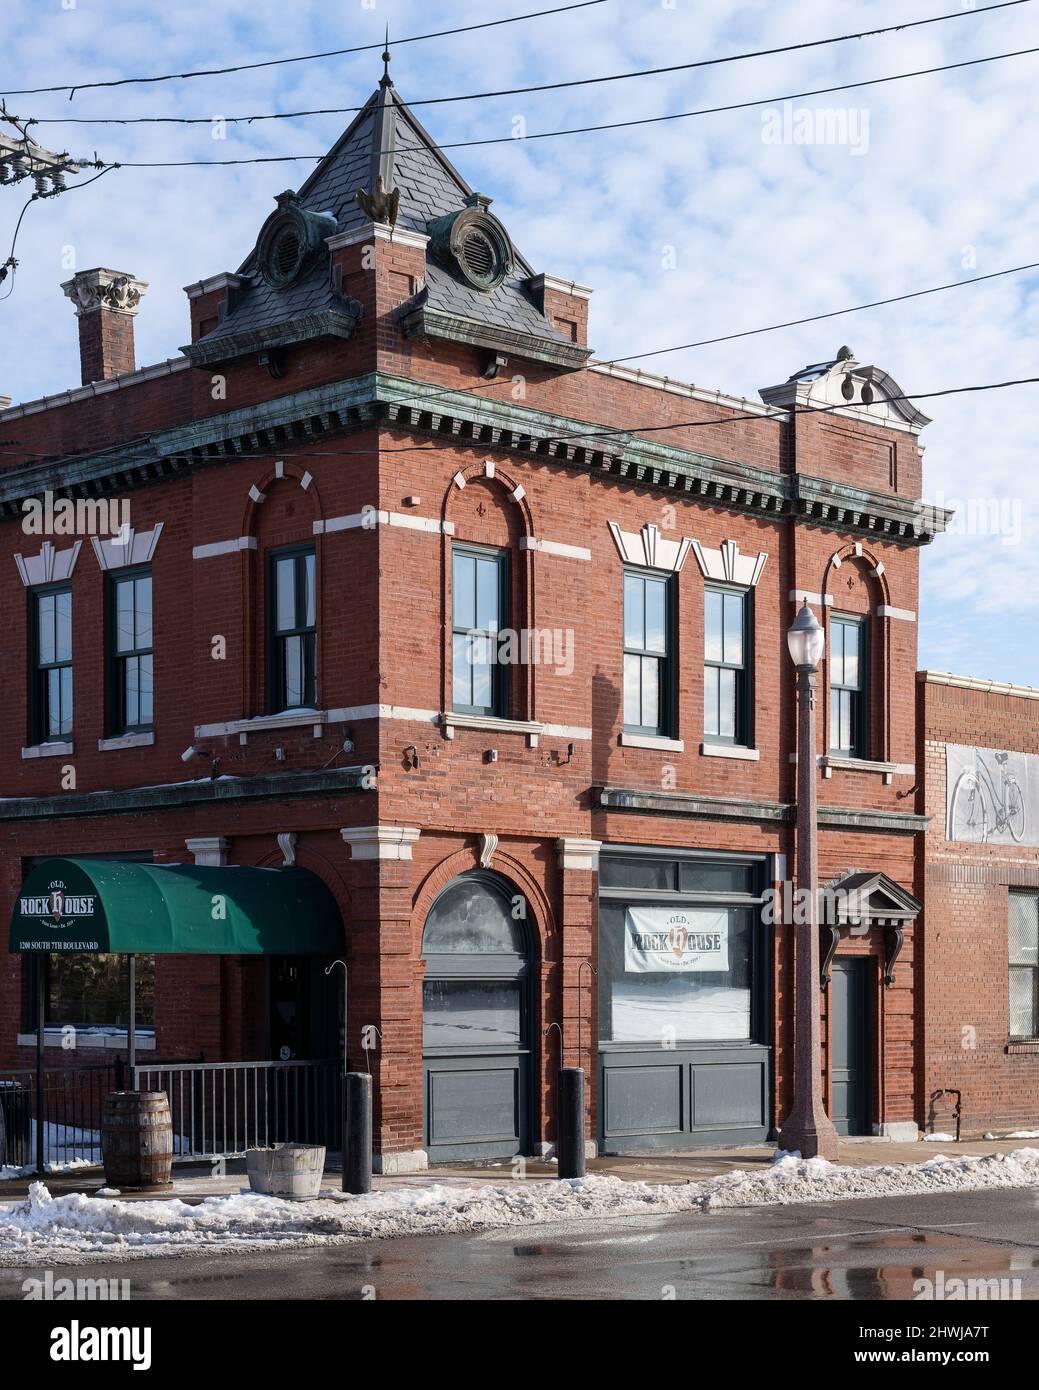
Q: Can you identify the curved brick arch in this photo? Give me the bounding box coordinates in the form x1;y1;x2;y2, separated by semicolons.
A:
410;845;555;961
441;458;535;539
240;460;324;539
821;542;892;609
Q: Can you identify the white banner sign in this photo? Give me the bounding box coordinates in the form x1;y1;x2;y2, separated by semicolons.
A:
946;744;1039;847
624;907;729;973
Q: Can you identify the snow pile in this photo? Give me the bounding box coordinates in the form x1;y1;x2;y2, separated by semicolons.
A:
2;1146;1039;1266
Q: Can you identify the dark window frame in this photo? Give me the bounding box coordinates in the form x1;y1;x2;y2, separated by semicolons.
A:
451;542;510;719
829;612;869;758
29;581;73;744
1009;890;1039;1042
622;567;676;738
266;543;318;714
597;848;770;1049
703;582;752;747
106;565;153;736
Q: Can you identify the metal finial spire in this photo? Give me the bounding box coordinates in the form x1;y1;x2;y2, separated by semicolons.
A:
381;26;392;87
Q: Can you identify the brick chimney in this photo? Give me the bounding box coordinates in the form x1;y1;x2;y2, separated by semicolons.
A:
61;267;148;385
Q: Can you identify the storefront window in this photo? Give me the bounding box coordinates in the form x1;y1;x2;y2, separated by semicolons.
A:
598;853;763;1045
36;953;155;1034
422;980;522;1048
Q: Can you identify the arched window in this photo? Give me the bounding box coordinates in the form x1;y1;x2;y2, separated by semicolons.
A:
422;872;526;957
421;872;532;1157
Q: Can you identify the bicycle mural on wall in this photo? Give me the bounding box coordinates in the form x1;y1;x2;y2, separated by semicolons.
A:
947;744;1033;845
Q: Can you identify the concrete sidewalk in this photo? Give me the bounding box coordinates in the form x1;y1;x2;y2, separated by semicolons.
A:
2;1134;1037;1204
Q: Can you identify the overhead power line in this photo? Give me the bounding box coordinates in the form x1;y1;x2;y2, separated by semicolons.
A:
0;1;608;98
90;45;1039;169
610;260;1039;365
27;1;1034;129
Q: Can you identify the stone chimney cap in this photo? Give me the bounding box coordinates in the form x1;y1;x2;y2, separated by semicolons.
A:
61;267;148;318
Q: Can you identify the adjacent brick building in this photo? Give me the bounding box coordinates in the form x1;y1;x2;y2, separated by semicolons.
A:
1;64;961;1169
918;671;1039;1137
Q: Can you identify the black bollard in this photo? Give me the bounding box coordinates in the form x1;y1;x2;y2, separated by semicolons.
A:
557;1066;586;1179
343;1071;372;1195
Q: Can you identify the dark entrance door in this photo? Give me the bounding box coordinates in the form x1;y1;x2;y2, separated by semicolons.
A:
831;957;872;1136
269;955;308;1060
422;872;531;1162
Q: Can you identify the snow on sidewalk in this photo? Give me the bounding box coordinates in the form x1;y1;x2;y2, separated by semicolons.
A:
2;1146;1038;1266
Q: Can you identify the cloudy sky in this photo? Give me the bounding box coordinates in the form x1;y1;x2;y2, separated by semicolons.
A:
3;0;1037;684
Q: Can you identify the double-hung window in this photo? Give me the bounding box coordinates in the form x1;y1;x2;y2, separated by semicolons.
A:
268;546;317;711
829;614;868;757
109;569;152;733
32;586;73;742
452;545;508;717
704;585;749;745
623;570;672;736
1009;891;1039;1039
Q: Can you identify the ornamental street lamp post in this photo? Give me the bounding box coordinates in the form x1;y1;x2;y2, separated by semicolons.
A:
777;599;841;1160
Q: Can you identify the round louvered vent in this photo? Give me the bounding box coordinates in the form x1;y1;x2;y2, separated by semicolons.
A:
272;228;303;279
461;229;495;280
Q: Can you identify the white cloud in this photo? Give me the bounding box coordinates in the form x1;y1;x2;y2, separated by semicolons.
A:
2;0;1037;681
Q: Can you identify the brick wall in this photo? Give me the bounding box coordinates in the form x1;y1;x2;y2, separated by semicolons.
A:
919;674;1039;1133
0;224;935;1154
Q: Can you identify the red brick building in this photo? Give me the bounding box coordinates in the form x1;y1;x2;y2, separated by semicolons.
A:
0;68;948;1169
918;671;1039;1137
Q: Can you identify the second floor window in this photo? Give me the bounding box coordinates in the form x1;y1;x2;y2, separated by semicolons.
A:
623;570;672;736
452;545;508;717
109;569;152;733
830;614;867;757
704;586;749;745
268;547;317;711
32;586;73;742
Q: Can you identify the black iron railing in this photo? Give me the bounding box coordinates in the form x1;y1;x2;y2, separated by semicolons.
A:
133;1059;342;1159
1;1059;341;1171
0;1063;118;1170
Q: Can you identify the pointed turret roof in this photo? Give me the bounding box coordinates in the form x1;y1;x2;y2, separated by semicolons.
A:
185;69;589;369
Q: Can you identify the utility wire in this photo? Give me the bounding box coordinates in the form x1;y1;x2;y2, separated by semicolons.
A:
0;1;608;98
89;45;1039;168
0;164;115;301
610;259;1039;365
27;1;1033;128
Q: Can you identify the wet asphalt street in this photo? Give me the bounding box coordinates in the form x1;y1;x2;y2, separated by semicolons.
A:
2;1186;1038;1300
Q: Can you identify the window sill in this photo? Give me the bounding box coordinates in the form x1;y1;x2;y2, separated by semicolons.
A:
820;755;914;783
701;742;760;761
788;753;914;782
21;741;73;760
441;711;543;747
17;1031;157;1051
619;731;684;753
194;709;334;740
98;732;154;751
1005;1040;1039;1055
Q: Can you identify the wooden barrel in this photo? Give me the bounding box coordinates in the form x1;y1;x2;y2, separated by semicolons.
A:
101;1091;174;1191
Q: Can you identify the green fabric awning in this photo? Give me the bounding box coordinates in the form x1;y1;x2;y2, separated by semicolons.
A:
9;857;343;955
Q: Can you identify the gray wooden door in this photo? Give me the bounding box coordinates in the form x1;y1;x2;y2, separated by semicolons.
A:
421;873;531;1162
831;958;872;1136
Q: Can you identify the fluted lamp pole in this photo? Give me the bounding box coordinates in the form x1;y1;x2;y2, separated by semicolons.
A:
778;599;841;1160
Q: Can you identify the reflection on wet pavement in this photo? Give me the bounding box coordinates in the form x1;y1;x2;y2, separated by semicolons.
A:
2;1189;1038;1301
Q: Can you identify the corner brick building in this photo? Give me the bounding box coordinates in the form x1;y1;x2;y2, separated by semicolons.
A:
1;66;961;1169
